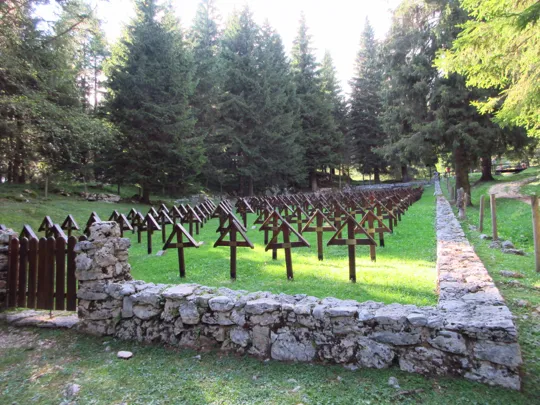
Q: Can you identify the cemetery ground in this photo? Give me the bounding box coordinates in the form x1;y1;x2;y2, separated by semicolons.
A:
0;180;539;404
0;184;437;305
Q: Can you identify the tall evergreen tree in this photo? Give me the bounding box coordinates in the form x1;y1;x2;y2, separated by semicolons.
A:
348;18;386;183
106;0;203;202
220;9;303;195
320;51;348;182
188;0;225;188
379;0;439;181
291;14;341;191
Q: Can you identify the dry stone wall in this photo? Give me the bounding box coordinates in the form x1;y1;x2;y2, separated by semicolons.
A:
76;188;522;390
0;228;18;309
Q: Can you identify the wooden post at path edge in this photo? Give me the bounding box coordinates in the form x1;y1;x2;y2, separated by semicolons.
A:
490;194;498;240
479;195;485;232
531;196;540;273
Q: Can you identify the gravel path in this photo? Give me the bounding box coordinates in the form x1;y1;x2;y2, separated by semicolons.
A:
488;177;536;204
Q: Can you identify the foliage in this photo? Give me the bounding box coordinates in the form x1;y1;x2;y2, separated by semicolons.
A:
0;0;115;184
105;0;204;202
436;0;540;137
349;18;387;183
291;14;343;191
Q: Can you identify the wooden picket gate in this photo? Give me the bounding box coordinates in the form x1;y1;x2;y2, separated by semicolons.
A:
6;235;84;311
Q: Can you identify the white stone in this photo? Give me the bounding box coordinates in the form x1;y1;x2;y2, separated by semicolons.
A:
117;351;133;359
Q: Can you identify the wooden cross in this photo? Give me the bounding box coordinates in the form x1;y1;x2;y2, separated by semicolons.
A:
20;224;38;240
127;208;138;221
374;200;397;239
358;210;391;256
262;211;310;280
194;205;207;228
60;215;80;237
183;204;203;235
286;206;309;233
157;210;174;243
214;214;254;280
38;216;54;236
83;212;102;236
148;207;159;219
259;210;281;260
158;203;169;214
301;209;337;261
116;213;133;237
49;224;67;240
253;204;272;244
108;210;120;222
169;205;184;224
327;214;377;283
131;212;145;242
235;198;255;228
141;213;161;255
163;223;202;278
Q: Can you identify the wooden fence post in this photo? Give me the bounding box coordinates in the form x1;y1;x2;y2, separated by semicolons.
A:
479;195;485;232
490;194;498;240
531;196;540;273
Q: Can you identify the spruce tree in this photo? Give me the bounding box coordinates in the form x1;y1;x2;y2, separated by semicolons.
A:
188;0;225;188
106;0;202;202
348;18;386;183
291;14;341;191
320;51;348;183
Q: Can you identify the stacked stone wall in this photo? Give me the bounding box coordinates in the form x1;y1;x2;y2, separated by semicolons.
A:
75;186;522;390
0;228;18;309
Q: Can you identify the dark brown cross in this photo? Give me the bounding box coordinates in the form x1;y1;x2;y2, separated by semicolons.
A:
301;209;337;261
214;214;254;280
183;204;203;235
108;210;120;222
60;215;80;237
157;210;174;243
38;216;54;236
358;210;392;257
20;224;38;240
142;213;161;255
169;206;184;224
116;214;133;237
83;212;102;236
262;212;310;280
163;223;202;278
131;212;145;242
235;198;255;228
327;214;377;283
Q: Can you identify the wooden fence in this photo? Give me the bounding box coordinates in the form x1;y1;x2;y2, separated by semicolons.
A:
5;235;84;311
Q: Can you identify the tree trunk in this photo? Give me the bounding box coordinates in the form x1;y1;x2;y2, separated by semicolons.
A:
401;165;409;183
479;156;494;182
454;144;472;205
310;171;318;192
374;167;381;184
239;175;245;196
142;186;151;204
248;177;254;196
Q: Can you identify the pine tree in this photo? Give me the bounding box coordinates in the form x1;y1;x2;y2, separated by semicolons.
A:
348;18;386;183
320;51;347;183
291;14;341;191
188;0;225;188
106;0;202;202
255;21;305;190
378;0;439;181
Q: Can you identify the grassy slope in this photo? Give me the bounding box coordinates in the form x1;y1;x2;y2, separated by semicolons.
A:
0;324;533;405
441;168;540;398
0;184;438;305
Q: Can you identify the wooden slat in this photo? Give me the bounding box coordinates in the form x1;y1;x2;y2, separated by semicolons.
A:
7;238;19;307
66;236;78;311
27;238;38;308
17;237;28;308
37;237;48;309
55;237;66;310
44;238;56;310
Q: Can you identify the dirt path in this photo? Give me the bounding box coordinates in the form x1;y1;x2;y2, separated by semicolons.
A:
488;177;536;204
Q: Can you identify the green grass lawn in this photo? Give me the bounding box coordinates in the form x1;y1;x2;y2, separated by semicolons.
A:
0;184;438;306
441;168;540;398
0;323;534;405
